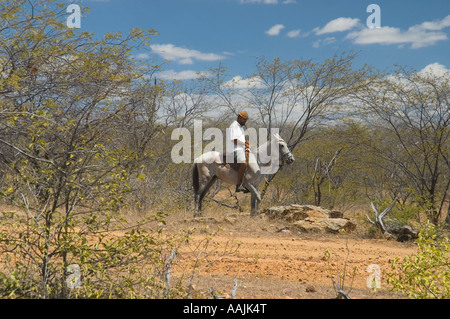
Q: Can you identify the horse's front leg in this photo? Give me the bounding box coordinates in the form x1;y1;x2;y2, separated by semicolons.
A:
246;183;261;217
250;193;256;217
254;194;261;216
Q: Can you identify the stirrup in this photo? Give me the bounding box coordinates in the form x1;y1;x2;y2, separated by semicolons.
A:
235;184;250;193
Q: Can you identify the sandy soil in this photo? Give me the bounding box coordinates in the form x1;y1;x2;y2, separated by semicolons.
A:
0;202;419;299
165;208;418;299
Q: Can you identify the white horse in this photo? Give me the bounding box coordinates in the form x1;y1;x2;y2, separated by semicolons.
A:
192;133;295;217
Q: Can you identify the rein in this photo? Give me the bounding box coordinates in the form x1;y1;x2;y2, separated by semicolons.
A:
281;150;291;157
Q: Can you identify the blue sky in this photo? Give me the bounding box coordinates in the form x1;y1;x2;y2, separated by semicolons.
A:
77;0;450;80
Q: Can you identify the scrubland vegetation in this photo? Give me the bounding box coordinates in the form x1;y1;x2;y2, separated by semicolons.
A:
0;1;448;298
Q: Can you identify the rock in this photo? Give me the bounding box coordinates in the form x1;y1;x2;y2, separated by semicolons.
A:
293;220;325;233
264;206;284;220
264;204;329;222
391;225;419;242
293;218;356;234
320;218;357;233
378;218;419;241
305;285;316;293
264;204;357;234
329;210;343;218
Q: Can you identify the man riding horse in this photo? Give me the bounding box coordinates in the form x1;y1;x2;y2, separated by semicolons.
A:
192;111;295;217
228;111;250;193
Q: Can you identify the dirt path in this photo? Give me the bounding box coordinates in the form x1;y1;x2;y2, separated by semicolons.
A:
170;212;417;299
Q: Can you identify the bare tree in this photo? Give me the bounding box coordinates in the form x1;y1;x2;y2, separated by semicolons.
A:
355;66;450;224
311;148;342;206
161;77;215;128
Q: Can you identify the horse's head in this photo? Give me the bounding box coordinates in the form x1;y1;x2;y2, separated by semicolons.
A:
273;133;295;165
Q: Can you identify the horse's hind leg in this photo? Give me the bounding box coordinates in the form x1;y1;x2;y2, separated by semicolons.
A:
195;176;217;217
194;194;201;217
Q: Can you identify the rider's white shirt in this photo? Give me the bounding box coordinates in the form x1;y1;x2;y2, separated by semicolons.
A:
227;120;245;153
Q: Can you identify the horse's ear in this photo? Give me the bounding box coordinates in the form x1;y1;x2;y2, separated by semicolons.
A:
274;133;287;145
272;132;282;141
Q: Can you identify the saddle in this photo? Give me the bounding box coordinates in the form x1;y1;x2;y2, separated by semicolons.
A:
216;152;239;171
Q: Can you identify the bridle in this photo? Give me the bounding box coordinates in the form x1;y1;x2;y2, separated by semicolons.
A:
279;142;292;159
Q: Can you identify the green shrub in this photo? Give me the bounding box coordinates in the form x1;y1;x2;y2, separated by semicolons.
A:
387;223;450;298
0;210;187;299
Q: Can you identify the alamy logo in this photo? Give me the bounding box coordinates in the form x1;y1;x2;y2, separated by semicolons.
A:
171;120;281;174
66;4;81;29
65;4;381;30
66;264;81;289
366;4;381;29
366;264;381;289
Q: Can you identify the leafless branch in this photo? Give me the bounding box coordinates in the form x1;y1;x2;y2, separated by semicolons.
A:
367;197;398;237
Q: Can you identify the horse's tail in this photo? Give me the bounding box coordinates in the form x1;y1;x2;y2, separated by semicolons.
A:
192;163;199;195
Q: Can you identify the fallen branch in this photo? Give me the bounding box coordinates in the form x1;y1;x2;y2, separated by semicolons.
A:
211;198;240;210
332;279;352;299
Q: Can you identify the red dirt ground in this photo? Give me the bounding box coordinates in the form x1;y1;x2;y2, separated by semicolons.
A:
166;208;417;299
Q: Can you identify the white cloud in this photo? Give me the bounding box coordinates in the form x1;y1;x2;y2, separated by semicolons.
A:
265;24;285;36
223;75;264;90
314;17;360;35
418;63;450;78
150;44;225;64
410;15;450;32
158;70;211;81
346;26;447;49
286;29;301;38
135;53;150;59
346;15;450;49
313;37;337;48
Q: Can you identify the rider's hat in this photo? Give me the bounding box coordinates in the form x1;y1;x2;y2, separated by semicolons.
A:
238;111;248;120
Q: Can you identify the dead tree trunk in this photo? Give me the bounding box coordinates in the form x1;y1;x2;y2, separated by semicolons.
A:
366;198;397;238
311;148;342;206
